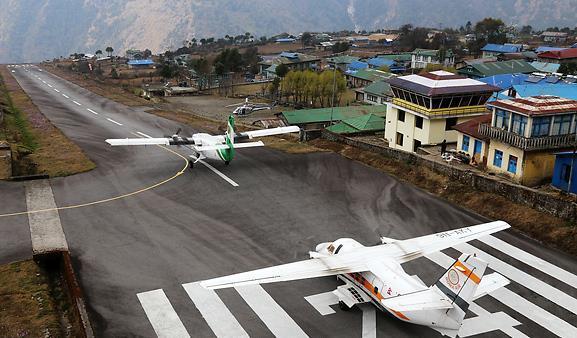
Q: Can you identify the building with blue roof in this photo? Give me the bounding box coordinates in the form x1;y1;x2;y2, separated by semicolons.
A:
512;84;577;100
535;46;566;53
482;44;522;58
127;59;155;68
552;151;577;194
347;60;368;72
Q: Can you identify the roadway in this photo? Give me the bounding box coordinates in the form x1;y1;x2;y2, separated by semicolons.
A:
2;64;577;337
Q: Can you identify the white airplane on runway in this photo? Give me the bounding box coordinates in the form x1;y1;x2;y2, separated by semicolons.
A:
106;115;299;166
200;221;511;337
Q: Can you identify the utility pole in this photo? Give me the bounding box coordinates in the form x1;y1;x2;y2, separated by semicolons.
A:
329;65;337;126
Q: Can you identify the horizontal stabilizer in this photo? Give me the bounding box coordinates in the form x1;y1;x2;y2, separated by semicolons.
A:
472;272;509;301
239;126;300;139
381;289;454;312
106;138;170;146
233;141;265;148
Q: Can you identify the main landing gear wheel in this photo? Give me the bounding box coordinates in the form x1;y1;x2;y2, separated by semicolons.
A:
188;159;194;168
225;161;230;166
339;301;350;311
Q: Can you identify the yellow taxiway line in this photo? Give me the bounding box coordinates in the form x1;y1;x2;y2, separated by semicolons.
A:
0;145;189;218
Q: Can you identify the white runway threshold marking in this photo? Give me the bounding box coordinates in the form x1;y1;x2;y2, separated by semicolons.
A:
235;284;308;338
480;235;577;289
86;108;98;115
183;282;249;338
137;289;190;338
62;94;69;99
72;100;82;106
426;251;577;338
106;118;123;126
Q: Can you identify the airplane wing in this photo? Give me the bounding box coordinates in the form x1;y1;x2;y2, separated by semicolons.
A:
377;221;511;264
200;253;369;290
194;141;265;152
106;137;194;146
200;221;510;290
237;126;300;139
106;138;171;146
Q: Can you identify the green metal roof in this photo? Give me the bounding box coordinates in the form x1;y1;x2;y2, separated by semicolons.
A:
363;80;392;97
327;113;385;134
327;55;360;65
348;69;394;82
412;48;454;57
458;60;537;77
378;53;412;62
281;105;387;125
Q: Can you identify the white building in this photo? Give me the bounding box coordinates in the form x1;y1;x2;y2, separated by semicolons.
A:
384;71;499;153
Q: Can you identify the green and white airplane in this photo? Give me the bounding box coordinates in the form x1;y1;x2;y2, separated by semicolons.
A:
106;115;300;166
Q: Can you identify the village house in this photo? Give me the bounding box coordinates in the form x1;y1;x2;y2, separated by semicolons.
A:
454;114;492;165
384;71;498;153
355;80;393;105
410;49;455;69
478;96;577;186
259;52;321;78
540;31;569;44
481;44;522;58
457;60;537;79
345;69;394;88
537;48;577;64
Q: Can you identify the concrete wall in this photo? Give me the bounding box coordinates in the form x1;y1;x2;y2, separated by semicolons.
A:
523;152;557;186
0;143;11;179
322;129;577;221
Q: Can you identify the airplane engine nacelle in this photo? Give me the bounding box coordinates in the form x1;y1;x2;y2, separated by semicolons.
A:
315;238;364;256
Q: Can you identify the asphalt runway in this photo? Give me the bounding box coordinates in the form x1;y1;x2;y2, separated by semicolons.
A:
3;64;577;337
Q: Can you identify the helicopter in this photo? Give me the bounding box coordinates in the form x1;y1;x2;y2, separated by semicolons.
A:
226;98;273;116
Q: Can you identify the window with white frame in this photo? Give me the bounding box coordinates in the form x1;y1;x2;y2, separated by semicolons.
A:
532;116;551;137
494;109;510;130
551;114;573;135
511;113;528;136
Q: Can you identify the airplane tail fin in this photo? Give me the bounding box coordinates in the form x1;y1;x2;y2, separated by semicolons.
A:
222;115;235;162
432;253;488;329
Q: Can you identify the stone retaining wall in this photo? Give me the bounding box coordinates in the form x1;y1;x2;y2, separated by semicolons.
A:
322;130;577;221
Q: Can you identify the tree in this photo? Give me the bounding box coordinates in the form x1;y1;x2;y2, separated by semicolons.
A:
559;63;577;75
378;65;391;72
143;49;152;59
105;46;114;57
242;47;261;74
301;32;313;47
110;67;119;79
275;63;289;78
159;63;176;79
520;25;533;35
465;21;473;33
213;48;243;75
332;42;350;53
475;18;507;44
95;50;103;57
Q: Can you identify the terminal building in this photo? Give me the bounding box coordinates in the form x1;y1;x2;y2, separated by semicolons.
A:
384;71;499;153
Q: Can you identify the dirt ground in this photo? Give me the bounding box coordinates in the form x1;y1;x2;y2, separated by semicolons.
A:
0;260;75;338
310;138;577;256
0;67;95;177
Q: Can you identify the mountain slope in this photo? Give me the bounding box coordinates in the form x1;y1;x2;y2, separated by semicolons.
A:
0;0;574;63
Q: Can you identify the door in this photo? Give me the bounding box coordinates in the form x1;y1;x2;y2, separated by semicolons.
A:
474;140;482;155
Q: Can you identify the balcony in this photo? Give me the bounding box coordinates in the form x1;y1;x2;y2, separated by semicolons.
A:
479;124;577;151
392;99;487;118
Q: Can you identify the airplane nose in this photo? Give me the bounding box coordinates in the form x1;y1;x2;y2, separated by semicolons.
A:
315;242;330;253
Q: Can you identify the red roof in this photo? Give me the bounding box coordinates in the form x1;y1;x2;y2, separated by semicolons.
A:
488;96;577;116
453;114;492;140
538;48;577;60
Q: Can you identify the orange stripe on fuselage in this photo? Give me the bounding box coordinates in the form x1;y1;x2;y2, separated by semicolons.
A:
454;261;481;284
347;273;410;321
